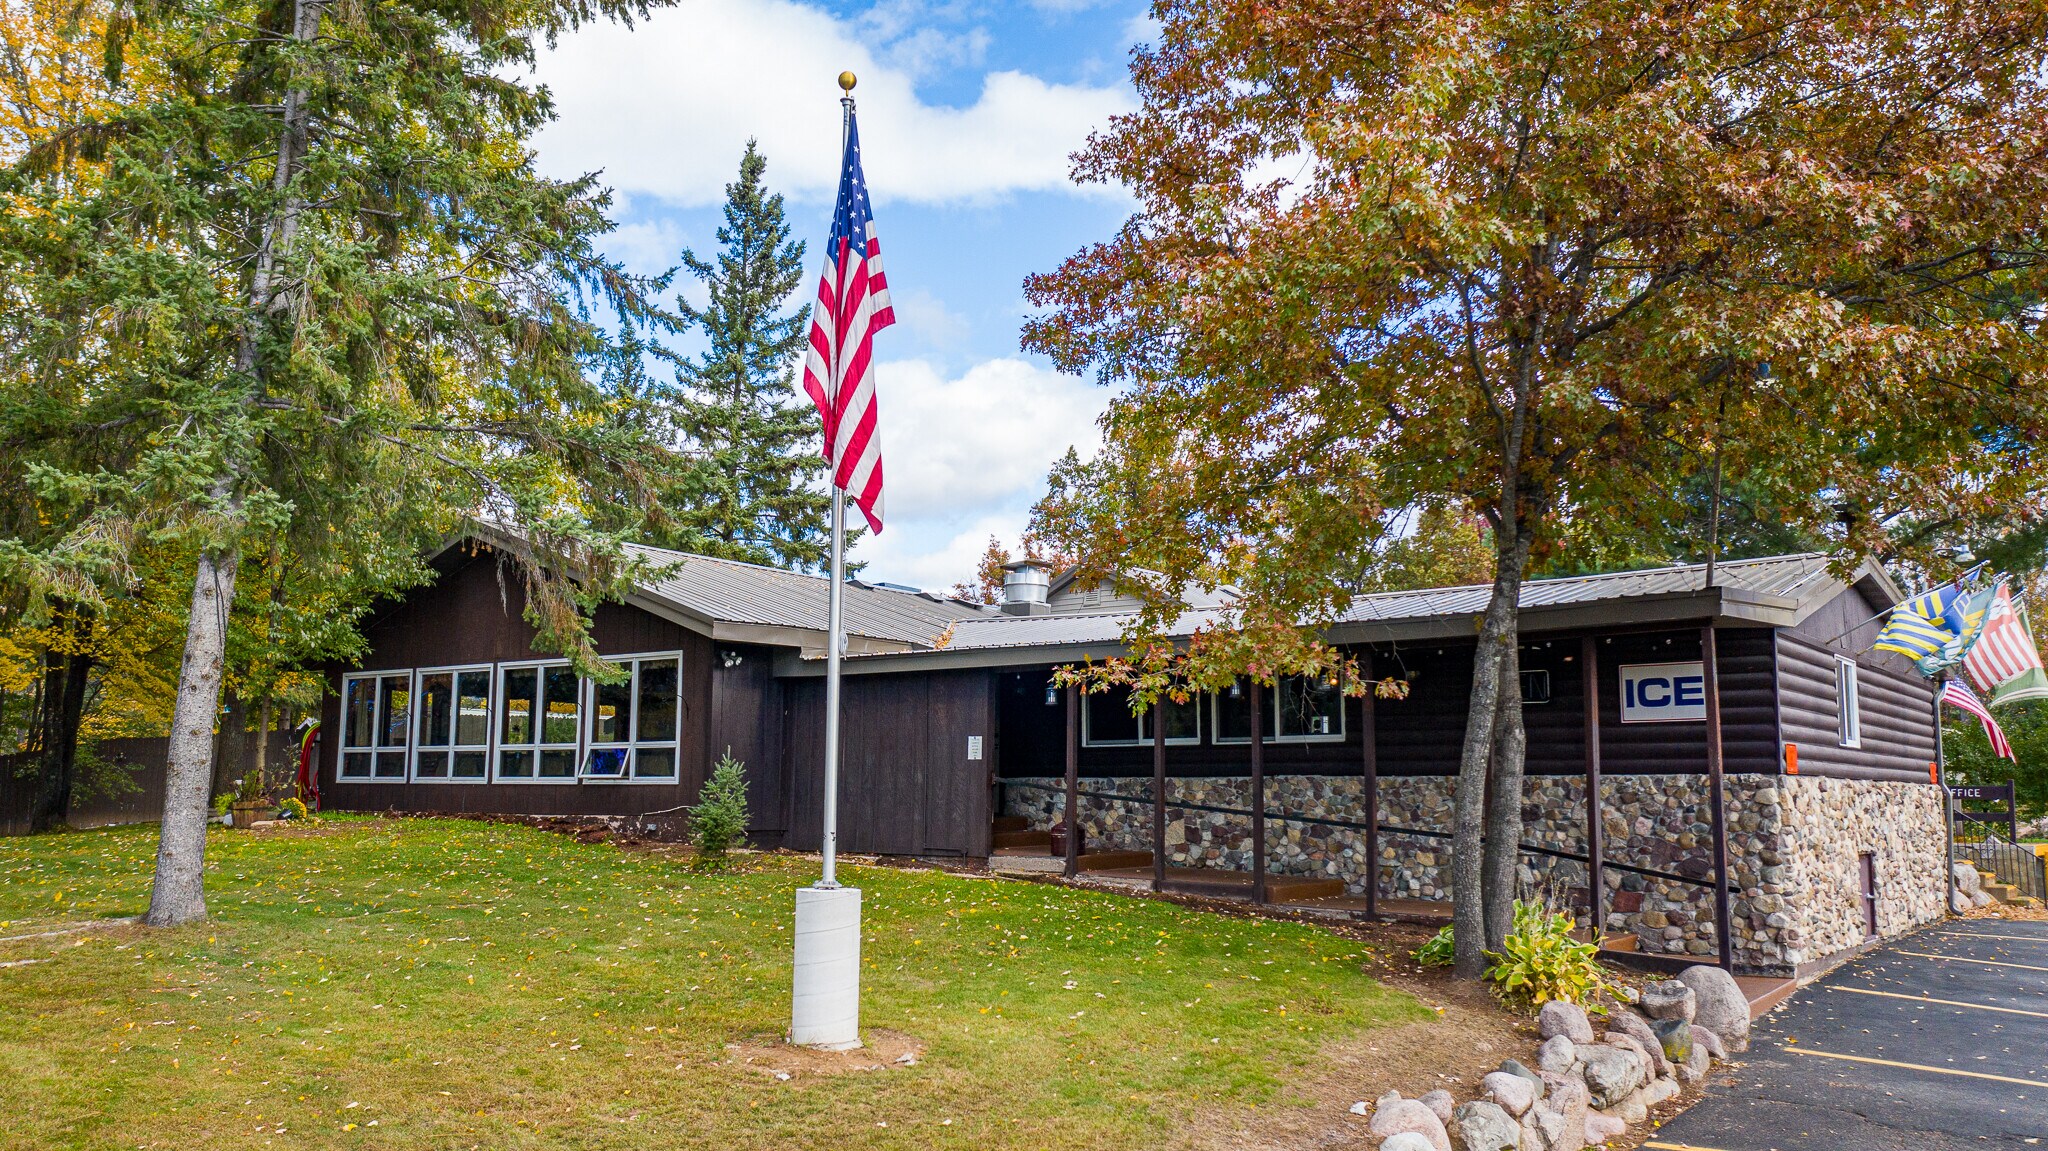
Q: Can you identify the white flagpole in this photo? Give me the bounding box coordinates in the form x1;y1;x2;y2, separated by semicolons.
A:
790;71;862;1051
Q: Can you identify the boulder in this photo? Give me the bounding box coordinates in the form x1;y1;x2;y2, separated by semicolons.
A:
1677;1039;1711;1085
1610;1091;1648;1126
1693;1025;1727;1062
1584;1111;1627;1143
1482;1071;1538;1117
1519;1099;1578;1151
1643;1076;1679;1107
1638;980;1696;1023
1677;965;1751;1053
1536;1034;1579;1074
1953;860;1983;897
1574;1044;1644;1109
1370;1098;1451;1151
1606;1012;1670;1078
1452;1101;1522;1151
1534;1075;1589;1151
1380;1135;1437;1151
1418;1089;1455;1125
1601;1031;1658;1085
1499;1059;1546;1097
1651;1018;1693;1066
1539;1001;1595;1044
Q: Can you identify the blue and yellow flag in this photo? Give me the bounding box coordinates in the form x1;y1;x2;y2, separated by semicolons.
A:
1876;582;1994;676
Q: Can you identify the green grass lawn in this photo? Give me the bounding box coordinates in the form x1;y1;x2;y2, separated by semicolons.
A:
0;817;1430;1150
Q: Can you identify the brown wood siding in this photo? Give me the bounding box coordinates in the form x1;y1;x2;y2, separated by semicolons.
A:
317;552;716;819
708;644;787;840
783;669;993;857
1776;632;1937;782
1592;629;1778;776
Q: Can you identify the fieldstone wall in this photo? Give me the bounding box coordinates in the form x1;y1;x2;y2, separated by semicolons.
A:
1000;771;1945;974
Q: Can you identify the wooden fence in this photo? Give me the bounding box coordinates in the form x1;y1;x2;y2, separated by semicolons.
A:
0;729;301;836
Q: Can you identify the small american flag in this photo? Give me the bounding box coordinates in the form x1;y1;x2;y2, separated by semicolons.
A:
801;107;894;533
1943;678;2014;761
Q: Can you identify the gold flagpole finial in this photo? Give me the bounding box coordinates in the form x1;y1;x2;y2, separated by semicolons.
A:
838;71;857;92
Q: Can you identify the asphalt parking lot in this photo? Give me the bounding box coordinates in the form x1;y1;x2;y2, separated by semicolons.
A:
1646;919;2048;1150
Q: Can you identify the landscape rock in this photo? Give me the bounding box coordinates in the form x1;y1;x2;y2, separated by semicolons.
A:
1452;1101;1521;1151
1677;965;1751;1053
1519;1099;1576;1151
1638;980;1696;1023
1499;1058;1545;1092
1535;1034;1579;1074
1584;1111;1627;1143
1539;1001;1595;1044
1482;1071;1538;1117
1370;1098;1451;1151
1379;1134;1436;1151
1693;1025;1727;1062
1651;1018;1693;1066
1574;1044;1644;1108
1418;1089;1455;1125
1609;1091;1648;1126
1606;1011;1671;1078
1678;1039;1711;1084
1600;1031;1657;1085
1533;1076;1589;1150
1643;1076;1680;1107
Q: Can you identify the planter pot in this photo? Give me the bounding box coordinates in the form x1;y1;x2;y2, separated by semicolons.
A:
1048;822;1083;858
231;801;273;828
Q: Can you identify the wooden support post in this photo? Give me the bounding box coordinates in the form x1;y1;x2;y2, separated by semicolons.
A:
1702;624;1734;970
1581;636;1604;937
1361;650;1379;921
1153;699;1167;892
1063;683;1080;878
1250;679;1267;905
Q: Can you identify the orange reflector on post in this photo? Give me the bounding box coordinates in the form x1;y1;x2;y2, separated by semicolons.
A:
1929;761;1939;784
1784;743;1799;775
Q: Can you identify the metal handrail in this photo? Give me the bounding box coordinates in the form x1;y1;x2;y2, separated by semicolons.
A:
1954;833;2047;903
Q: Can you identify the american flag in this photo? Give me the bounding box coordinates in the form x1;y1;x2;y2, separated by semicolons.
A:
801;107;894;533
1963;582;2045;701
1943;678;2014;761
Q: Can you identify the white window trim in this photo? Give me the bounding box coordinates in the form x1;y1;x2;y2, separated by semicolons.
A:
1836;656;1862;748
581;650;687;784
1211;677;1348;745
494;659;580;784
338;669;414;783
1079;690;1202;749
410;663;493;784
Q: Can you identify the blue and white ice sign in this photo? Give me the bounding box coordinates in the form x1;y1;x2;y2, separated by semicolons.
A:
1619;661;1706;723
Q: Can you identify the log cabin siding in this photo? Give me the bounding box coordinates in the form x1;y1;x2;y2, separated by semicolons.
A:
1775;633;1937;782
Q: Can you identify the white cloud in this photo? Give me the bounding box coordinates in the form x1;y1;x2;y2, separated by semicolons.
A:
530;0;1133;208
846;356;1107;588
885;285;971;349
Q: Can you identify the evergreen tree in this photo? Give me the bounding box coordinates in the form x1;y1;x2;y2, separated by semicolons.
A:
664;142;834;571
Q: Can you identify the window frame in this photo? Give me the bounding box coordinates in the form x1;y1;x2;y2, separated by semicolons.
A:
1212;675;1348;745
494;659;580;784
1079;686;1202;749
410;663;494;784
580;650;687;783
337;669;414;783
1836;655;1862;748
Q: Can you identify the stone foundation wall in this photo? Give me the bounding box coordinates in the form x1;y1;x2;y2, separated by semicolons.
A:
1000;771;1945;974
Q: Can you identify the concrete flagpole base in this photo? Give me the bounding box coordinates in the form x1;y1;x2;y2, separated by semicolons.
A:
790;884;863;1049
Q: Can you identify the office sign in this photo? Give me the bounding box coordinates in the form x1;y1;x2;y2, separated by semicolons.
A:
1620;661;1707;723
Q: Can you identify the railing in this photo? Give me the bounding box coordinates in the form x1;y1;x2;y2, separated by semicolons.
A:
1954;834;2048;903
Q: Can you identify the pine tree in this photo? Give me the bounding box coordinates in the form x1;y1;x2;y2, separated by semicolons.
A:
664;142;834;571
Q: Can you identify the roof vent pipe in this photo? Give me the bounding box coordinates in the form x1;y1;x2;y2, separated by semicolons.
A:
1001;560;1053;616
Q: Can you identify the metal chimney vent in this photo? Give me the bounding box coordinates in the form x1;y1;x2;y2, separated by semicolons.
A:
1000;560;1053;616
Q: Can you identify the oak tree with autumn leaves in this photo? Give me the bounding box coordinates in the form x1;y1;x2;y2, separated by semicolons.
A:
1027;0;2048;974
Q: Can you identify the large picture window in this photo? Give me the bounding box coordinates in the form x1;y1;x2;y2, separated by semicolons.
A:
1213;675;1346;744
1081;686;1201;747
414;666;491;781
582;654;682;781
497;662;579;782
340;671;413;780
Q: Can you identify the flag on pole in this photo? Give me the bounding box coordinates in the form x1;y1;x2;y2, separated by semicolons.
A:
1943;678;2015;760
801;107;893;533
1875;579;1994;675
1962;582;2048;707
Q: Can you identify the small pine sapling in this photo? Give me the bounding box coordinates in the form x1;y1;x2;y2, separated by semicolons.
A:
689;750;751;868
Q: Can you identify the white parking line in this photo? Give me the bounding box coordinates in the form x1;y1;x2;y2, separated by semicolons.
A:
1929;930;2048;945
1827;985;2048;1020
1785;1046;2048;1089
1891;949;2048;973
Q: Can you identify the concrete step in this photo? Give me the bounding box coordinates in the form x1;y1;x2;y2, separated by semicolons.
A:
992;829;1051;849
991;815;1030;833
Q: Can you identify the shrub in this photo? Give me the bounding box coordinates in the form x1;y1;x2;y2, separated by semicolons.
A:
689;750;751;868
1412;925;1455;967
1484;898;1609;1012
280;797;314;822
211;792;233;818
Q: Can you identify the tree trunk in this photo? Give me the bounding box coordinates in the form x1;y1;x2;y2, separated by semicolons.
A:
252;697;271;792
1481;635;1527;949
28;632;93;834
146;546;241;926
1451;573;1521;977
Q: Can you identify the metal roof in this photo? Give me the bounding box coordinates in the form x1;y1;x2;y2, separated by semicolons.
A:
623;543;990;648
1335;552;1840;624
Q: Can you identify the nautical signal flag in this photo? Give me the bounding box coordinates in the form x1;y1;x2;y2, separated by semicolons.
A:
1963;582;2048;707
800;106;893;534
1943;678;2014;760
1876;580;1994;676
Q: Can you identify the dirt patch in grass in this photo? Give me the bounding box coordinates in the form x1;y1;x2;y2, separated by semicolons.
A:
724;1030;927;1079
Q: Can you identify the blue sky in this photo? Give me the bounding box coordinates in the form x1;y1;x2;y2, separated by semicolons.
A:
528;0;1155;589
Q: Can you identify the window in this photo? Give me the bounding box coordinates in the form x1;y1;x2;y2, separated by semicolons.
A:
339;671;413;780
1080;686;1201;747
582;654;683;781
1836;656;1861;747
1213;675;1346;743
497;662;579;781
414;666;491;781
1520;669;1552;705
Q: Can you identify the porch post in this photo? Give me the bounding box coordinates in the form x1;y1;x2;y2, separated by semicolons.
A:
1361;650;1379;921
1701;624;1734;969
1250;679;1268;905
1153;700;1167;892
1064;683;1080;878
1581;636;1604;937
